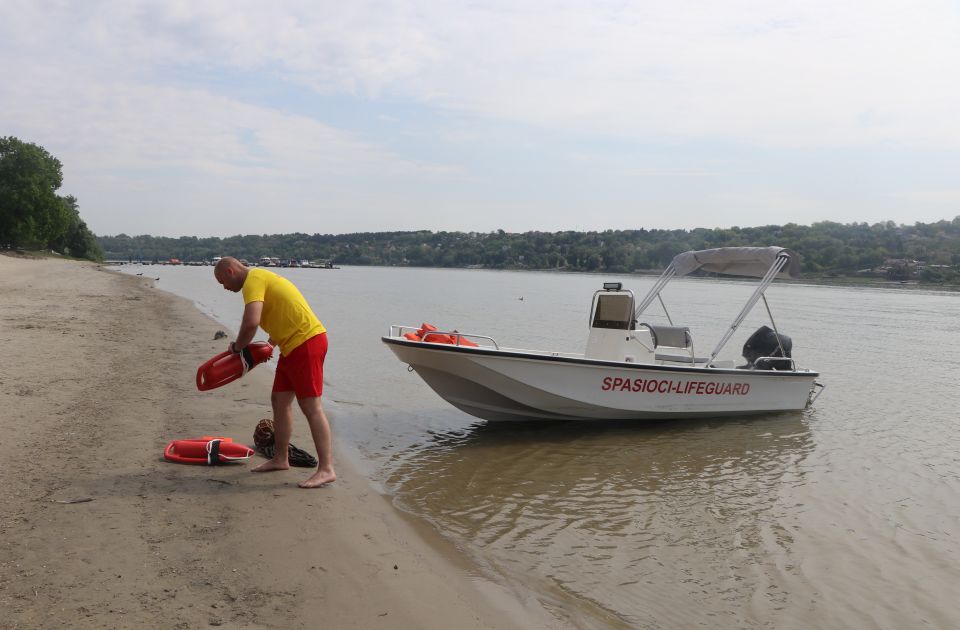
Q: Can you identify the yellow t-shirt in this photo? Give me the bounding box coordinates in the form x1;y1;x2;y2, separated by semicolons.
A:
242;268;325;356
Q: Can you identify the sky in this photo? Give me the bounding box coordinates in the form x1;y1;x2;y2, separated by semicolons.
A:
2;0;960;238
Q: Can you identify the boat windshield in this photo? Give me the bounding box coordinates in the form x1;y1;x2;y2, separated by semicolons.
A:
591;293;635;330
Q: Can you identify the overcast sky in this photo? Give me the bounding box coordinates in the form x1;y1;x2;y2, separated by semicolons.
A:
3;1;959;237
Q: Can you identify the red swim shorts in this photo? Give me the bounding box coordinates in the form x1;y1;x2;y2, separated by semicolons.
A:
272;332;328;399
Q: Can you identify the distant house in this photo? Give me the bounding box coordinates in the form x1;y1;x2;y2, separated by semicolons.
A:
881;258;920;280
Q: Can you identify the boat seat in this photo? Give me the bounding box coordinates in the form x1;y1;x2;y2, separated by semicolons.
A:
642;323;703;364
644;323;691;348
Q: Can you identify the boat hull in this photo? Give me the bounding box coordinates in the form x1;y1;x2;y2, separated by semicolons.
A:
383;338;818;422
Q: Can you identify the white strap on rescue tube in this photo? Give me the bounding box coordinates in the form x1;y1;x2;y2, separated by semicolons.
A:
205;439;222;465
205;438;251;463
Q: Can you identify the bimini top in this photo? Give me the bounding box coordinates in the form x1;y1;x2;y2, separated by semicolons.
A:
670;246;801;279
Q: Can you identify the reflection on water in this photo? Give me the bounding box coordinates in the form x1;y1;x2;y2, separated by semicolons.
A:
125;265;960;629
385;413;814;628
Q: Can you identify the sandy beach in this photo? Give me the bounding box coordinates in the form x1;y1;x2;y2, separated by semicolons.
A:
0;254;551;629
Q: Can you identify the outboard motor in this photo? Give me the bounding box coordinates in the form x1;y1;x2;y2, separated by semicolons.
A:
741;325;793;370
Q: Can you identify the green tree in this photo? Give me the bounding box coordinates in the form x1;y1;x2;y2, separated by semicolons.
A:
95;216;960;285
0;137;69;246
0;137;101;260
50;195;103;260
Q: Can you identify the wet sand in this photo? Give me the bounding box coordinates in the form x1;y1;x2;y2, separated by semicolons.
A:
0;254;551;629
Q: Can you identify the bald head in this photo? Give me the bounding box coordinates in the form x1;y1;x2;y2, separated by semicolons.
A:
214;256;248;292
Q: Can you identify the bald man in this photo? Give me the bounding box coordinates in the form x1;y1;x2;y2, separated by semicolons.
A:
214;257;336;488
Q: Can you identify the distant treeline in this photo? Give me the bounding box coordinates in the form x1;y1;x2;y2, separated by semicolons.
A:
98;218;960;282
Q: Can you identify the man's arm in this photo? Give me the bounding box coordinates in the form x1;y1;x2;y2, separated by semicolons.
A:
231;300;263;352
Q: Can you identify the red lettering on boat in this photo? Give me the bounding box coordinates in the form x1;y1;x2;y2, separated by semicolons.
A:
600;377;752;396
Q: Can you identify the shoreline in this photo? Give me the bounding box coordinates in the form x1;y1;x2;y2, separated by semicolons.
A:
0;254;557;628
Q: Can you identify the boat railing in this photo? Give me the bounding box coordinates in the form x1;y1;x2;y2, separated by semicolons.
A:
388;325;500;350
751;356;797;371
634;263;677;318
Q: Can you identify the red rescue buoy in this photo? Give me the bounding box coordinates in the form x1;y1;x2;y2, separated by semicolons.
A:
164;437;254;465
412;322;479;347
196;342;274;391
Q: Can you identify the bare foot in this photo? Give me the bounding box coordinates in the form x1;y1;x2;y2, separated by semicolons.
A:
251;458;290;472
298;469;336;488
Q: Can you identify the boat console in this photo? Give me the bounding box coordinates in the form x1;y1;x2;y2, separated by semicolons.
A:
585;286;655;362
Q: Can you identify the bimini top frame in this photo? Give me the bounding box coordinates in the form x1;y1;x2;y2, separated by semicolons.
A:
634;247;800;367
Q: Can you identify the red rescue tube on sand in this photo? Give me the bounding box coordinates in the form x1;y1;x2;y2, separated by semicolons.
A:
196;342;274;391
164;437;254;465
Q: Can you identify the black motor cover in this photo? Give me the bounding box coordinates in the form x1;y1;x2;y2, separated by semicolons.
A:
742;325;792;368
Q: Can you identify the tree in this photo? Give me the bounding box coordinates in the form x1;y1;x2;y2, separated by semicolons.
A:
0;137;101;260
0;137;68;246
94;218;960;285
50;195;103;260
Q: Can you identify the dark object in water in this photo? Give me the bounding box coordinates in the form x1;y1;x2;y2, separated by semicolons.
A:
214;330;227;340
742;325;793;370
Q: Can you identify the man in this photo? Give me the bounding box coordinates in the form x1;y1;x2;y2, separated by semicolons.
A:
213;256;336;488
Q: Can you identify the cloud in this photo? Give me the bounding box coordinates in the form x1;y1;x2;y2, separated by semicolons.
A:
2;1;959;235
8;1;960;147
893;189;960;207
1;65;455;236
394;1;960;147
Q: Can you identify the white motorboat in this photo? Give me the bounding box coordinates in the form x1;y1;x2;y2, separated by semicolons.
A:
382;246;824;422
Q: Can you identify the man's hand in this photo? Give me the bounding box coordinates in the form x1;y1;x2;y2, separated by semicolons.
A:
229;340;242;354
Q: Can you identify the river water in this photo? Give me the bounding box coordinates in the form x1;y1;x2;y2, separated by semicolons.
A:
120;264;960;629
